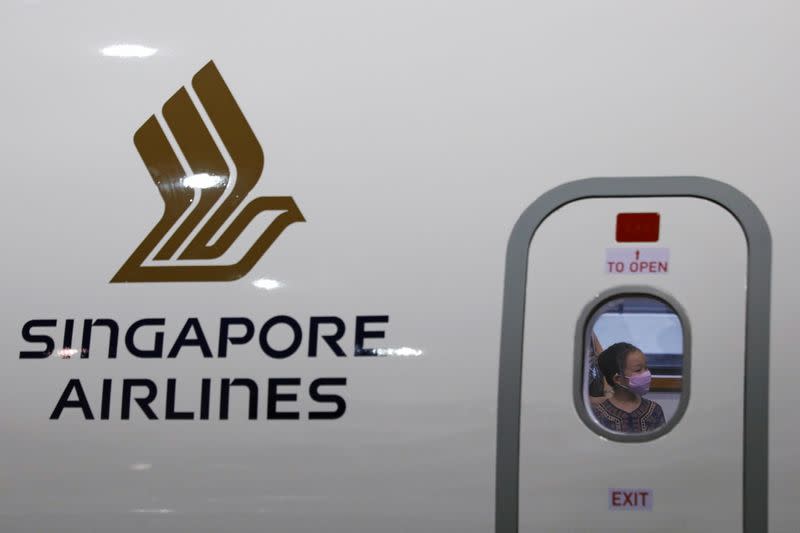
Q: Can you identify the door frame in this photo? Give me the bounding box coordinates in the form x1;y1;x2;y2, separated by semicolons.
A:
495;176;771;533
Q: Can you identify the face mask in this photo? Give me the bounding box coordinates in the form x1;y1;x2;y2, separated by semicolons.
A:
621;370;652;396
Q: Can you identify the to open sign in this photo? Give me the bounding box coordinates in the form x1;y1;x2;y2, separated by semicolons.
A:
609;488;653;511
605;247;669;275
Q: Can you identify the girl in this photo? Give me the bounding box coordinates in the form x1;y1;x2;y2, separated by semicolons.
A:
592;342;665;433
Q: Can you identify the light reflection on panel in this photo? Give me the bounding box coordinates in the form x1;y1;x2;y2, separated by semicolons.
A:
101;44;158;58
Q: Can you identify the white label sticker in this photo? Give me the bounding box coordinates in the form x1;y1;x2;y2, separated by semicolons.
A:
605;248;669;274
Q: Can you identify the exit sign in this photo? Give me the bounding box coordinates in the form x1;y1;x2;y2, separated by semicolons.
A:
609;488;653;511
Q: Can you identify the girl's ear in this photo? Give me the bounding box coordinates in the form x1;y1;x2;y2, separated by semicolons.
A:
613;374;624;387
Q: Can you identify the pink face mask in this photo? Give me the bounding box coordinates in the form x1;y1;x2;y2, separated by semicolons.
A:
622;370;652;396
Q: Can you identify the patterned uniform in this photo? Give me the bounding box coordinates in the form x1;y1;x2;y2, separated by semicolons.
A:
592;398;666;433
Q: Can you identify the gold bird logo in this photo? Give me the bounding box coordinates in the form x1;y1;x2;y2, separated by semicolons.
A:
112;61;305;282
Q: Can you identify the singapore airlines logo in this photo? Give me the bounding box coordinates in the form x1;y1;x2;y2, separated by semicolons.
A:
112;61;305;283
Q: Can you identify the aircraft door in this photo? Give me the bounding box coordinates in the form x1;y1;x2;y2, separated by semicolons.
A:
495;177;771;533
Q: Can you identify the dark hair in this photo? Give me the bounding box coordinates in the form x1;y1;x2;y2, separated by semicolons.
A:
597;342;640;389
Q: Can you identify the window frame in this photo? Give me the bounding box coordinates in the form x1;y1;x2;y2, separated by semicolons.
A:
573;286;692;443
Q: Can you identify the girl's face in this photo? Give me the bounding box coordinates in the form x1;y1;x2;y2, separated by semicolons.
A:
622;350;648;377
614;350;649;390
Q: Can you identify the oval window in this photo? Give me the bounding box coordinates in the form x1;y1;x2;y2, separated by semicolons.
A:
577;291;689;441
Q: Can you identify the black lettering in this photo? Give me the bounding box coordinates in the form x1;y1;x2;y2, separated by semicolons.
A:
259;316;302;359
121;379;158;419
309;317;346;357
50;379;94;419
167;318;212;358
220;378;259;420
200;378;211;420
62;319;74;350
125;319;165;358
20;319;56;358
218;317;254;358
354;315;389;356
309;377;347;420
165;378;195;420
101;378;112;419
267;378;300;420
80;319;119;359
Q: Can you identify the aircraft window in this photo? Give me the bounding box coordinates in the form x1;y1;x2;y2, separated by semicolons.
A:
578;293;688;440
